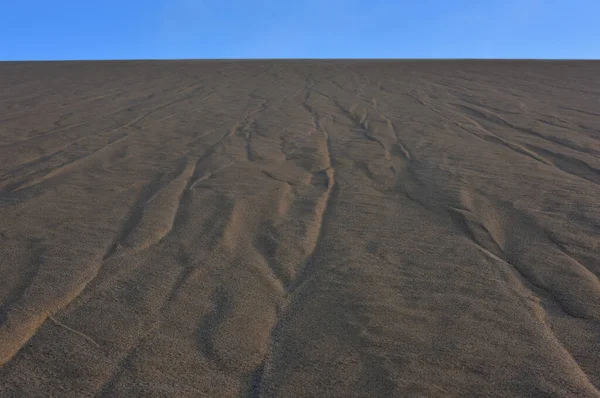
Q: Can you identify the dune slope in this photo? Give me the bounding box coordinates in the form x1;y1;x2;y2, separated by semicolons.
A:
0;60;599;397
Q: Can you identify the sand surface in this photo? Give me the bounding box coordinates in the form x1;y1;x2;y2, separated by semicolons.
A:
0;60;599;397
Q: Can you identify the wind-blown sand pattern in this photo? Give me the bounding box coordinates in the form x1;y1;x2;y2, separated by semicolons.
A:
0;60;599;397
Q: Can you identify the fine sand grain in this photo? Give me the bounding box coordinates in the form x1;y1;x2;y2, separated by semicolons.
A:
0;60;599;397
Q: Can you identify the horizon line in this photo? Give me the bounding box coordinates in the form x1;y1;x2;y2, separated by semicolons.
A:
1;57;599;63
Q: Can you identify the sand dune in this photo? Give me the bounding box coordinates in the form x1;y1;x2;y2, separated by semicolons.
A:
0;60;599;396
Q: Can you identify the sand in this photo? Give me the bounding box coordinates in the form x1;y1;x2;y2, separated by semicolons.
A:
0;60;599;397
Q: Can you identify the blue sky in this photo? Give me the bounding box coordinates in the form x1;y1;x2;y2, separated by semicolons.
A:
1;0;599;60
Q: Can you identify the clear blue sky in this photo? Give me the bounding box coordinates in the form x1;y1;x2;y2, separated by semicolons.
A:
1;0;599;60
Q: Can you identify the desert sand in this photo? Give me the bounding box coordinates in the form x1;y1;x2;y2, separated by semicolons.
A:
0;60;599;397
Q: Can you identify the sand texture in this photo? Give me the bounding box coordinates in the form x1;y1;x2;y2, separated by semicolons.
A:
0;60;599;397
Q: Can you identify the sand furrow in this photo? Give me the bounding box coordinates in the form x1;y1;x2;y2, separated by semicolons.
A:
7;132;132;192
446;198;600;393
95;325;160;397
0;238;46;324
560;106;600;118
410;92;558;167
0;255;106;366
477;245;600;395
48;314;100;348
0;120;90;151
452;102;600;157
111;159;197;256
248;106;338;394
255;154;337;398
196;285;231;368
102;172;166;260
523;144;600;185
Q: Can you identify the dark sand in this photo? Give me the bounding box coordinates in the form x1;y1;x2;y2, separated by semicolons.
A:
0;60;599;397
